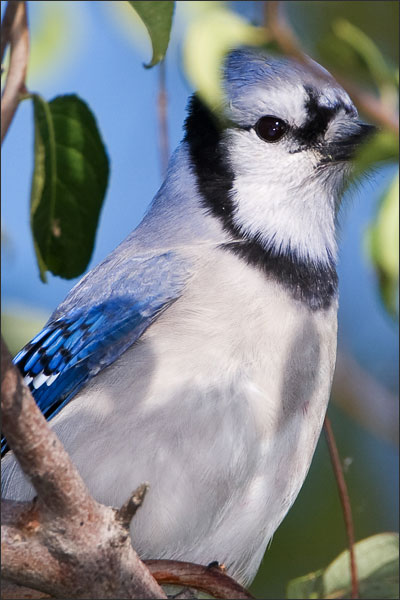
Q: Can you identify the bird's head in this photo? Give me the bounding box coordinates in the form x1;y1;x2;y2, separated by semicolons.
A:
184;48;375;266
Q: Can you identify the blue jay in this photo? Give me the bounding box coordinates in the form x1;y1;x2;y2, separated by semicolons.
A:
2;49;374;585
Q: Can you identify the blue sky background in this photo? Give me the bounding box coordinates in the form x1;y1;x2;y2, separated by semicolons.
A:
1;2;398;596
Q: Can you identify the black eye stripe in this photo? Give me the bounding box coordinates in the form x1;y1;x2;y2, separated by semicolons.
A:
293;86;351;145
255;115;287;143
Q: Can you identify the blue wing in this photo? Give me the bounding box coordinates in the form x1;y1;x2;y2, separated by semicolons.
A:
1;249;189;456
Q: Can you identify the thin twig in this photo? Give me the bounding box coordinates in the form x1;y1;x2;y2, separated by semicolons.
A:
265;1;306;62
333;350;398;445
157;59;169;176
117;482;149;529
324;416;359;599
145;560;255;600
264;1;399;134
1;0;29;144
0;1;18;65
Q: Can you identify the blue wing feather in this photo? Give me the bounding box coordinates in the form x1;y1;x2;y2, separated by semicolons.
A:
1;249;189;456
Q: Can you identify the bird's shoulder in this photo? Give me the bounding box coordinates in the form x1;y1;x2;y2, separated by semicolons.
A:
1;246;194;456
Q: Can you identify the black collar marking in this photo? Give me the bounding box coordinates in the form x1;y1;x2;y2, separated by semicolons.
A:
184;95;338;311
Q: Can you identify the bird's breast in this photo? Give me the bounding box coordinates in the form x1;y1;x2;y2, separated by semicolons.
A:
1;247;338;585
126;246;338;579
143;246;338;424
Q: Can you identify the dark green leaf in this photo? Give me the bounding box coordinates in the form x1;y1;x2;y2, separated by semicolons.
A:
30;94;109;281
287;533;399;599
128;1;174;67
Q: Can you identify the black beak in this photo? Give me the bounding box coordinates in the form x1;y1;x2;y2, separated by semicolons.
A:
320;121;377;163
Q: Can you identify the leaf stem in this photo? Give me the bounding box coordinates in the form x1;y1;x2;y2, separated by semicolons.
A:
19;91;34;102
157;59;169;177
324;416;359;599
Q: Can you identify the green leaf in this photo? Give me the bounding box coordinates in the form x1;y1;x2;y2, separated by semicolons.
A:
183;6;264;109
366;172;399;317
287;533;399;599
286;569;325;599
128;1;174;67
30;94;109;282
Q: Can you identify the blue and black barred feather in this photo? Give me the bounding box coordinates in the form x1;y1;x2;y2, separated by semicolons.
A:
1;297;173;456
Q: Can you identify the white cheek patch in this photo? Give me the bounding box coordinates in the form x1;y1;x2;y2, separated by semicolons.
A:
226;130;338;265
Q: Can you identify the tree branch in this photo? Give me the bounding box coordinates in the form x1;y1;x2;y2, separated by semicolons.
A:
0;1;18;65
1;337;95;519
324;416;359;599
1;337;167;599
117;482;149;529
1;333;255;600
264;1;305;62
1;580;51;600
1;0;29;144
145;560;255;600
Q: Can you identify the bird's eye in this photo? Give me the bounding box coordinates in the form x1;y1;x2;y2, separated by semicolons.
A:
255;116;287;143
